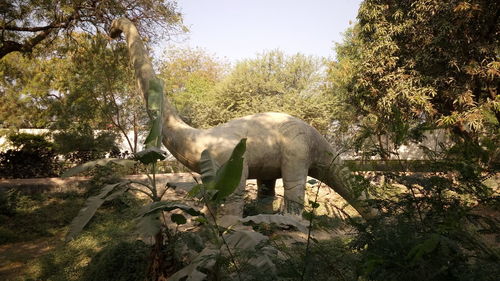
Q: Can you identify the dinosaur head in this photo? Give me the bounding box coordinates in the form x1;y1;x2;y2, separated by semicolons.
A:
109;18;131;39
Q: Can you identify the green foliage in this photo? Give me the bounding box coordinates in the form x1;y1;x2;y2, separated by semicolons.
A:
1;33;148;154
276;238;359;281
163;49;336;133
140;201;201;217
328;0;499;162
0;133;61;178
209;50;335;133
0;191;84;245
24;198;141;281
192;139;247;203
158;46;226;125
65;182;130;241
82;241;149;281
135;148;167;165
0;189;18;217
0;51;49;128
53;124;121;164
137;201;201;238
352;174;499;281
0;0;184;59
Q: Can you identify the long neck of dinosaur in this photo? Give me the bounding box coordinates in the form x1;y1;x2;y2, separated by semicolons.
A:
110;18;202;171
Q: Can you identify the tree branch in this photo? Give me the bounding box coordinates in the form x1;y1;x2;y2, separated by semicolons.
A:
0;11;78;58
0;22;70;32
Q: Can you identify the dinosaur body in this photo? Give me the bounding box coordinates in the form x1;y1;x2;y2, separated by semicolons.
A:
110;18;373;218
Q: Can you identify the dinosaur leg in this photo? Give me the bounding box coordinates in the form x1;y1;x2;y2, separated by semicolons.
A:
281;167;307;215
281;130;309;215
218;164;248;218
257;179;276;213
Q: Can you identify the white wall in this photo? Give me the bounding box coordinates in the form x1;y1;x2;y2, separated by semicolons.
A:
1;128;451;160
0;129;145;153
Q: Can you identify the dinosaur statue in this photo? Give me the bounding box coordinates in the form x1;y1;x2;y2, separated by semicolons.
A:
109;18;375;219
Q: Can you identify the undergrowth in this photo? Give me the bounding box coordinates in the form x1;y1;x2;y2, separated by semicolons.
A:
2;168;498;281
23;193;143;281
0;190;83;245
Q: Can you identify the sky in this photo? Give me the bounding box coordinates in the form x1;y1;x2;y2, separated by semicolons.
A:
160;0;363;62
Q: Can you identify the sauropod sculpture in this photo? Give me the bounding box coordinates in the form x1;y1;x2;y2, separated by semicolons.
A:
109;17;375;218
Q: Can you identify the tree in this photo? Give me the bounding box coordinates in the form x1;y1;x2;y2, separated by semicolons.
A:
0;0;184;59
328;0;499;162
0;33;148;155
47;34;148;154
192;50;336;133
0;49;48;128
157;46;227;126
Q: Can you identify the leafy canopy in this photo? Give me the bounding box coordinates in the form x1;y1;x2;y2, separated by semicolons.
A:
328;0;499;161
0;0;184;58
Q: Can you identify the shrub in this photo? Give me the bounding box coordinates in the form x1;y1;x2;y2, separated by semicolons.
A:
0;133;61;178
352;174;500;281
53;125;120;164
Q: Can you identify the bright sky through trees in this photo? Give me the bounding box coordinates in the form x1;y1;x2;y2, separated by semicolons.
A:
161;0;362;62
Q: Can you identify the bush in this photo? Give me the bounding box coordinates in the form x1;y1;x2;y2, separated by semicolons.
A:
352;174;500;281
53;125;120;164
84;163;128;197
0;133;61;178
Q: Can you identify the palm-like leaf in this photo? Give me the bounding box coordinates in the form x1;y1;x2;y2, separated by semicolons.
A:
61;158;136;178
65;182;129;241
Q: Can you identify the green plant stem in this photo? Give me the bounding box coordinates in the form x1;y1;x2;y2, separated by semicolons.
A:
301;182;322;281
161;212;174;242
409;184;425;231
128;180;156;196
204;200;243;281
158;187;168;200
146;171;154;189
129;187;155;200
151;162;159;201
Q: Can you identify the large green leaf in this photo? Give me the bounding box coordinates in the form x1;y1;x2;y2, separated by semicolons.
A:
136;201;200;238
105;183;131;201
187;184;204;198
211;138;247;201
65;182;125;241
169;247;219;281
239;214;308;233
135;147;166;164
144;117;162;148
140;201;201;217
147;78;164;114
199;149;220;184
136;212;162;238
146;78;164;148
61;158;136;178
171;213;187;225
222;230;277;277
